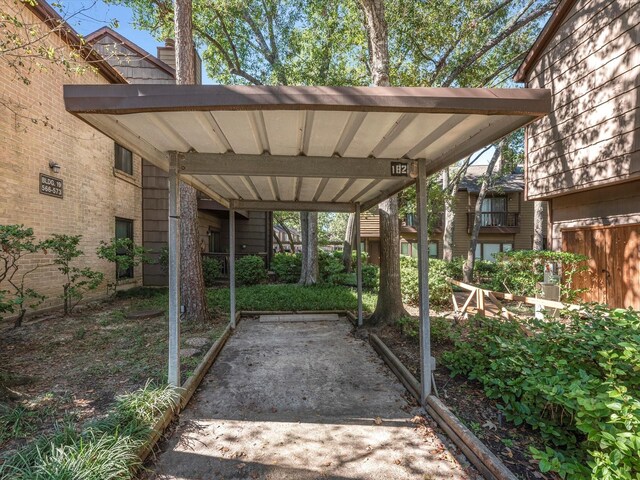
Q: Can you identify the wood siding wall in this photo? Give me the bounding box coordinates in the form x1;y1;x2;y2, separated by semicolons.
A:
525;0;640;199
92;39;175;84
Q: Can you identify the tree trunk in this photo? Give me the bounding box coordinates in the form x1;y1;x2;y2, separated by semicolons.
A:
299;212;318;285
175;0;209;322
342;213;356;272
463;145;502;283
360;0;405;324
442;168;455;262
273;230;284;253
299;212;308;279
442;160;470;261
532;201;545;250
369;196;405;323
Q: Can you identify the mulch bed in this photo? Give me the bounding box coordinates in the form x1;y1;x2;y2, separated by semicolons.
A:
375;320;561;480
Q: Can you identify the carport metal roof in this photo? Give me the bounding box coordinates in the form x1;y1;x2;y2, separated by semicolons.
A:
64;85;550;212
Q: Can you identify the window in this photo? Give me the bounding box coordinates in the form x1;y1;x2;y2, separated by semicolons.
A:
114;143;133;175
115;218;134;279
400;241;438;258
428;242;438;258
475;242;513;262
481;196;507;226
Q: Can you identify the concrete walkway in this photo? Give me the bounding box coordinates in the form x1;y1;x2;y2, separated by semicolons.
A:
148;317;474;480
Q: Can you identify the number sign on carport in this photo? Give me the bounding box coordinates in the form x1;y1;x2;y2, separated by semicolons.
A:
64;84;550;405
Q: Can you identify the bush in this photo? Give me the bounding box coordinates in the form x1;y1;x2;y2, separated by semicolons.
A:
319;250;346;285
235;255;267;286
491;250;588;300
361;263;379;290
202;256;222;287
400;256;455;308
442;305;640;479
271;253;302;283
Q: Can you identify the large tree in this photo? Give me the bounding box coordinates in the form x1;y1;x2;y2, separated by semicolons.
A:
172;0;210;322
358;0;406;325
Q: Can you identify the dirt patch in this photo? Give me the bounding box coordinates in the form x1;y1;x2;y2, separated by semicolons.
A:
0;293;226;460
375;319;560;480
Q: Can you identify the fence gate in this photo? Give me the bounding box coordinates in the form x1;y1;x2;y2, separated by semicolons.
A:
562;224;640;309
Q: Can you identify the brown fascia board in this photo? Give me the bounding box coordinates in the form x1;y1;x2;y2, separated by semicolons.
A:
514;0;578;83
25;1;127;84
63;84;551;117
86;27;176;79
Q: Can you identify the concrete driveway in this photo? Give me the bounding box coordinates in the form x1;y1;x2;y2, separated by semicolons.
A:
148;317;475;480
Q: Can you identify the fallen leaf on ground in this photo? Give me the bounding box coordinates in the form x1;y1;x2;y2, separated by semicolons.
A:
374;416;383;425
482;420;497;431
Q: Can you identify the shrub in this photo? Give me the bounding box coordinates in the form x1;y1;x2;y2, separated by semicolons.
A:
0;225;46;327
319;250;346;285
361;263;379;290
235;255;267;286
400;256;455;308
271;253;301;283
202;256;222;287
45;234;103;315
442;305;640;479
491;250;589;300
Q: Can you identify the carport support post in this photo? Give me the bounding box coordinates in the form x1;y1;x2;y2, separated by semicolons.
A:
416;158;431;404
355;203;363;327
229;209;236;329
168;152;181;387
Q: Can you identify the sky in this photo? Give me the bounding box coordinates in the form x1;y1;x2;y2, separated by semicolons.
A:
57;1;496;165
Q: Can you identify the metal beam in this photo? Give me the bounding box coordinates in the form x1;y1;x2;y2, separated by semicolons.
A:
230;199;355;213
181;152;417;179
416;158;431;405
168;152;181;387
229;209;236;329
356;203;363;327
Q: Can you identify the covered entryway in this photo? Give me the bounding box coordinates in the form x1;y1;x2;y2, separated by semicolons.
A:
64;84;549;406
148;316;472;480
562;224;640;309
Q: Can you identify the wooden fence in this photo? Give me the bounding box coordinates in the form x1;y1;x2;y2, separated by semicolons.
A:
448;278;581;320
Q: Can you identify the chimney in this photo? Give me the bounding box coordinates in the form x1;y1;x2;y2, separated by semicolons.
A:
157;37;202;84
157;38;176;71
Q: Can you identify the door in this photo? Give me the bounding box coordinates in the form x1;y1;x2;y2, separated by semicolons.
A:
368;240;381;265
562;224;640;309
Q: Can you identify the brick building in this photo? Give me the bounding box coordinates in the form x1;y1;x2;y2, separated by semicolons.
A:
0;1;143;308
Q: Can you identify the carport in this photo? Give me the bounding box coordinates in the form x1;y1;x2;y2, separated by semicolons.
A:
64;84;549;405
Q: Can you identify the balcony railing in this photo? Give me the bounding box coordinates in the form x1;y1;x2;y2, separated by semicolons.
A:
467;212;520;233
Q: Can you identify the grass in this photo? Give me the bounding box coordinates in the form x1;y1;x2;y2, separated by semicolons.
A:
0;382;180;480
207;284;378;313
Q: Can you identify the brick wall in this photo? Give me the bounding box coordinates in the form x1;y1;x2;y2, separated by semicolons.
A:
0;3;142;311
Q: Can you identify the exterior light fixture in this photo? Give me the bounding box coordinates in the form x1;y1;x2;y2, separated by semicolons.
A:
49;161;61;173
